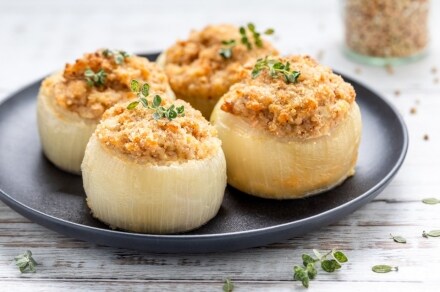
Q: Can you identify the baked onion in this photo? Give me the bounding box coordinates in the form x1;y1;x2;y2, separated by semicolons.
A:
37;49;174;174
82;98;226;234
211;55;362;199
158;24;278;118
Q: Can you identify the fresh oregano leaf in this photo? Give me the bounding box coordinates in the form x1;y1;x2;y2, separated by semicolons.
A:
332;250;348;263
223;278;234;292
302;254;317;266
14;250;37;273
372;265;398;273
127;101;139;110
306;262;317;280
131;79;140;92
153;95;162;108
321;259;341;273
424;230;440;237
422;198;440;205
390;234;406;243
293;266;309;288
141;83;150;97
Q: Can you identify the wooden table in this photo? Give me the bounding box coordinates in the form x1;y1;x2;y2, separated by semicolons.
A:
1;0;439;290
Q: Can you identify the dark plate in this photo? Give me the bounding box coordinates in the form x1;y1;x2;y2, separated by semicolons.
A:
0;52;408;253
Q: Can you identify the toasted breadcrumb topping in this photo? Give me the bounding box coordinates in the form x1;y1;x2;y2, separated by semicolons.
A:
96;99;221;164
221;55;356;138
164;24;278;102
41;50;170;120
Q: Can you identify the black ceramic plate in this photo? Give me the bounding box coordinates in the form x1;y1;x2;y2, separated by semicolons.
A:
0;53;408;253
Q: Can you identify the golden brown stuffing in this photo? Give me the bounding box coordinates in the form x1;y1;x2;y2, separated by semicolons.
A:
96;98;221;164
220;55;356;139
164;24;278;102
41;50;171;120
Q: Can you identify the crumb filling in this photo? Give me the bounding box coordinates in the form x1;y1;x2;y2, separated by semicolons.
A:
164;24;279;101
221;55;356;139
96;99;221;164
41;50;170;120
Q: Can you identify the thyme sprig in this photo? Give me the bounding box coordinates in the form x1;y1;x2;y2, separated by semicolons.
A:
251;57;301;84
103;49;130;64
84;68;107;87
14;250;37;273
219;23;274;59
127;80;184;121
293;249;348;288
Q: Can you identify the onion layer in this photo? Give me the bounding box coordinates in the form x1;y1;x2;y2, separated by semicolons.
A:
81;135;227;234
37;80;97;174
211;100;362;199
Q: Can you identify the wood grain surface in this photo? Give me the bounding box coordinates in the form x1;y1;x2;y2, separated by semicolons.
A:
1;0;440;291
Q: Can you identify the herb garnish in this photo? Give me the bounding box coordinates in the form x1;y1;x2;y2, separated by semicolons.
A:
103;49;130;65
219;40;237;59
127;80;184;121
293;249;348;288
223;278;234;292
372;265;398;273
390;233;406;243
14;250;37;273
84;68;107;87
218;23;274;59
422;198;440;205
240;23;274;50
422;230;440;238
251;57;301;84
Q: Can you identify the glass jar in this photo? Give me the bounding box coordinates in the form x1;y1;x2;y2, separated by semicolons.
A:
342;0;430;66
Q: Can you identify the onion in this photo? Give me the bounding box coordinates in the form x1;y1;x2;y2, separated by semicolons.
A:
211;100;362;199
36;73;175;174
82;135;227;234
37;75;97;174
156;52;219;118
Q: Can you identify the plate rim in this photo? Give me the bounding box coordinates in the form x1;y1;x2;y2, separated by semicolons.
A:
0;54;409;245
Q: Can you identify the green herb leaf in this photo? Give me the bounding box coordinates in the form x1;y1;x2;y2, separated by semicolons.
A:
302;254;317;266
424;230;440;237
153;95;162;108
102;49;130;64
176;105;185;114
372;265;398;273
131;80;140;93
390;233;407;243
84;68;107;87
127;101;139;110
293;266;309;288
14;250;37;273
332;250;348;263
140;98;148;108
223;278;234;292
321;259;341;273
251;57;300;84
422;198;440;205
306;262;317;280
264;28;275;35
141;83;150;97
128;80;184;120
